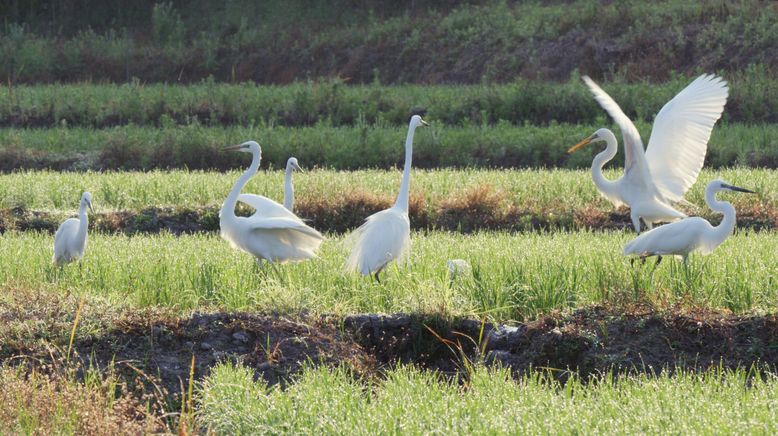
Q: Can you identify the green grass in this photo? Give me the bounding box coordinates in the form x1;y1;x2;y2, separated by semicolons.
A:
199;363;778;434
2;122;777;171
1;231;775;319
1;168;773;213
3;0;778;85
3;70;778;129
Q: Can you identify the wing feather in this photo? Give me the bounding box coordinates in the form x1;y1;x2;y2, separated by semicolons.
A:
645;74;728;203
582;76;660;198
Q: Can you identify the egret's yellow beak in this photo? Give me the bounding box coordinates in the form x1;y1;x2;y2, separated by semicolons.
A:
420;119;430;127
223;144;244;151
567;135;594;154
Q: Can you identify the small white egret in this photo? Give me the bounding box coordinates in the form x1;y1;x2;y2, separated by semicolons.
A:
346;115;429;281
446;259;472;279
623;179;755;264
53;192;93;265
283;157;302;212
569;74;728;232
220;141;323;265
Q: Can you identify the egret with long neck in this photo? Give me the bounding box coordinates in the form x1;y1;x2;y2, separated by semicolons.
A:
346;115;428;281
53;191;93;265
623;179;755;263
283;157;302;212
220;141;323;264
569;74;728;233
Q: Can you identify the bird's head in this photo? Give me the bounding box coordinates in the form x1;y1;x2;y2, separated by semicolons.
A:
713;179;756;194
81;191;93;213
287;157;303;172
224;140;260;154
409;114;429;129
567;128;611;154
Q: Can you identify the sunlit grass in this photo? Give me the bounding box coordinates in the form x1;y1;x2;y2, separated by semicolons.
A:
0;230;774;320
0;168;774;213
199;363;778;435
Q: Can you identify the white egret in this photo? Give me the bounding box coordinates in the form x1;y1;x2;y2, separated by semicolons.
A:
568;74;728;232
283;157;302;212
220;141;323;264
346;115;429;281
623;179;755;264
53;192;93;265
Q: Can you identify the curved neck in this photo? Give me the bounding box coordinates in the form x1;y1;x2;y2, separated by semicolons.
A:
222;149;260;219
591;132;620;200
77;203;89;237
706;186;736;248
393;123;417;211
283;166;294;211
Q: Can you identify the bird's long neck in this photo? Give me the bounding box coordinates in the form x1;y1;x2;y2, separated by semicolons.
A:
283;165;294;212
221;149;260;219
393;123;417;212
591;131;621;201
706;186;736;249
77;202;89;242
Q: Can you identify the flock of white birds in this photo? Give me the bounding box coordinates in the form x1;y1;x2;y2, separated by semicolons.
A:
53;74;757;279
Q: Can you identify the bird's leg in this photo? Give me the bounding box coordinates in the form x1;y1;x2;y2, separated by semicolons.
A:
630;211;642;233
373;272;381;283
650;255;662;273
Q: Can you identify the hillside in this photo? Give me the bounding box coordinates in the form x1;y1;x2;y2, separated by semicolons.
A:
3;0;777;84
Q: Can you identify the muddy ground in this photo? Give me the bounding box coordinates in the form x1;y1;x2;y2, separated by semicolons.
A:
3;296;778;396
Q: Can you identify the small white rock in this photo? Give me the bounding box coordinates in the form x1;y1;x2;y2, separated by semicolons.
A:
446;259;472;278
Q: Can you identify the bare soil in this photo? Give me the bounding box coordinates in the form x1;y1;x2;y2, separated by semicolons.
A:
3;294;778;396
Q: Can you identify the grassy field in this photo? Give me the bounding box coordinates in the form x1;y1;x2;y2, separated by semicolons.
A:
199;364;778;434
2;122;777;171
1;230;775;319
2;168;774;212
3;74;778;129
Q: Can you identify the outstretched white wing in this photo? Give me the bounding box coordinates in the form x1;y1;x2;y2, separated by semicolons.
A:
239;194;324;242
645;74;728;203
582;76;659;197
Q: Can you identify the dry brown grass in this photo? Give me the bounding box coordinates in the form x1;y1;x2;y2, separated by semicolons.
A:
0;366;164;435
436;185;508;232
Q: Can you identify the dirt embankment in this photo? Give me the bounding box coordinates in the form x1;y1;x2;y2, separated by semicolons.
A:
2;200;776;235
3;298;778;396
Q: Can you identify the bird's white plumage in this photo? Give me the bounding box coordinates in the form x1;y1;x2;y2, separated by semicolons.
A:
220;142;323;264
582;76;658;199
346;207;410;275
346;115;426;277
575;74;728;232
645;74;729;203
623;179;749;261
53;192;92;265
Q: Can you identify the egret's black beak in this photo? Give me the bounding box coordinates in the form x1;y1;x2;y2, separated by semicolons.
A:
722;183;756;194
88;201;94;213
224;144;244;151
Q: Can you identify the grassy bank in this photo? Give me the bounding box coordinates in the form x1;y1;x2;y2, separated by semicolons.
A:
3;1;778;84
1;231;775;318
3;73;778;130
2;122;777;171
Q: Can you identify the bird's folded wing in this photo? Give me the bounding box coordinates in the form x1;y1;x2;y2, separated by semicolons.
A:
582;76;659;197
645;74;728;203
250;217;324;239
238;193;299;220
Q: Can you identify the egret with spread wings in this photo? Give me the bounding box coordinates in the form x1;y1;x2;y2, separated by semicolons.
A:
568;74;728;232
220;141;323;265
